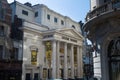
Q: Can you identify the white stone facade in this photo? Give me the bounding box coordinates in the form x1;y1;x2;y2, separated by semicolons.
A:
22;20;84;79
10;1;84;80
10;1;81;33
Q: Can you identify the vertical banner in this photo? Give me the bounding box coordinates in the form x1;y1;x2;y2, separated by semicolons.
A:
31;50;37;65
45;41;52;67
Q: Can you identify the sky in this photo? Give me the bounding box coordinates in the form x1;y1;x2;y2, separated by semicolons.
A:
7;0;90;23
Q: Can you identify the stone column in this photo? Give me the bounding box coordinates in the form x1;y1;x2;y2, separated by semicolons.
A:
39;64;42;80
42;42;46;79
56;41;60;78
79;46;83;78
77;46;81;79
43;42;46;67
71;44;74;79
32;69;34;80
52;40;57;79
64;43;68;79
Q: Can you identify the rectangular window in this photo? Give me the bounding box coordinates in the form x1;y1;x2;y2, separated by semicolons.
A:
26;73;31;80
47;14;50;20
0;45;3;59
0;26;4;36
14;48;18;60
10;47;18;60
61;20;64;25
54;17;57;23
22;10;28;16
34;73;38;80
35;12;38;17
0;8;5;20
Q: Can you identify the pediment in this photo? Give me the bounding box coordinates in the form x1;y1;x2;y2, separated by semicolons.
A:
56;28;83;40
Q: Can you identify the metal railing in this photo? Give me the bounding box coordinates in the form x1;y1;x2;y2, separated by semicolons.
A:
86;1;120;21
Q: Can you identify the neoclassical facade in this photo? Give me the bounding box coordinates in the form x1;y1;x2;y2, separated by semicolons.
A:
10;1;84;80
84;0;120;80
22;21;83;80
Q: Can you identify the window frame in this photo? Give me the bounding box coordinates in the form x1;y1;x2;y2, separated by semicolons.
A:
61;20;64;25
54;17;58;23
47;14;50;20
0;26;4;36
35;11;38;17
0;45;3;59
22;10;28;16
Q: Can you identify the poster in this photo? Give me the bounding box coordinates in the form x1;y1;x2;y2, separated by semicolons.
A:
31;50;37;65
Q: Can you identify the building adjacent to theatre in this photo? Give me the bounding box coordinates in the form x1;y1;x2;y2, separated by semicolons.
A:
0;0;22;80
84;0;120;80
10;1;84;80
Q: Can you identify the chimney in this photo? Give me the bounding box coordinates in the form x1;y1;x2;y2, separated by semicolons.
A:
24;2;32;7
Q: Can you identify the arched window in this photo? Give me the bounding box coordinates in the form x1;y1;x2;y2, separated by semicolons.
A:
108;37;120;80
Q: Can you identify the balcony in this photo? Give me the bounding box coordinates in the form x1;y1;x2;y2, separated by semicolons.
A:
86;1;120;21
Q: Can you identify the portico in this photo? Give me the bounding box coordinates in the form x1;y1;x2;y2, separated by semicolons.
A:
42;28;83;79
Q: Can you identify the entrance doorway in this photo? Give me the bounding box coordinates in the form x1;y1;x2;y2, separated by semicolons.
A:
60;69;64;79
48;69;52;79
108;37;120;80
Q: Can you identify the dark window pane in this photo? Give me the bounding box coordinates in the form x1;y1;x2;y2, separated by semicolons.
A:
72;25;75;29
0;8;5;20
34;73;38;80
61;20;64;25
47;14;50;20
12;47;19;60
0;26;4;36
54;17;57;23
35;12;38;17
0;45;3;59
26;73;31;80
22;10;28;16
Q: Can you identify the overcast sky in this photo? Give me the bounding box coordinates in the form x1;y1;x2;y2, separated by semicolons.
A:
8;0;90;23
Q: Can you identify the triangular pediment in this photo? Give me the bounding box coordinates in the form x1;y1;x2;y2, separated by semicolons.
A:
56;28;83;40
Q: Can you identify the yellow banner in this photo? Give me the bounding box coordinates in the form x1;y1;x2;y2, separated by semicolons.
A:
31;50;37;65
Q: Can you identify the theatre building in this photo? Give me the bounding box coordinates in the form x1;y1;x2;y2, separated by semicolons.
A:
10;1;84;80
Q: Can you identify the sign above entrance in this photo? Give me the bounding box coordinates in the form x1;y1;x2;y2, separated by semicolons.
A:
62;36;77;43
